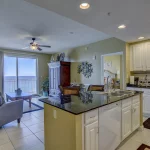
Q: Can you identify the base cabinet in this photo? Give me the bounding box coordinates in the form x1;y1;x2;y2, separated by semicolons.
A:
122;96;140;141
132;102;140;131
122;106;132;140
85;121;98;150
143;94;150;115
84;95;141;150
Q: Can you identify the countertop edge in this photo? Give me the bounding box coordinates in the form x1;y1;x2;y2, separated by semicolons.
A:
39;92;143;115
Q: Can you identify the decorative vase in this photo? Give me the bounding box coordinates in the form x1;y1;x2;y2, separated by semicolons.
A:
15;88;22;96
43;91;48;97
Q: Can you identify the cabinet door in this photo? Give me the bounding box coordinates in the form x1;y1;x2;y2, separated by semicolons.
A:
143;95;150;115
122;106;132;140
132;102;140;131
132;44;144;71
130;46;134;71
85;121;98;150
145;42;150;70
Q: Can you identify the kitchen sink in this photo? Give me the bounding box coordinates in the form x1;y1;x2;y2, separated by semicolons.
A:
108;90;135;97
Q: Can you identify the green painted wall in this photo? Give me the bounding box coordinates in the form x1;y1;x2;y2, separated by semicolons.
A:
55;37;126;89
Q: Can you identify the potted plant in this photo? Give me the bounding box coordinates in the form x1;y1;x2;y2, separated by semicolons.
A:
41;77;49;96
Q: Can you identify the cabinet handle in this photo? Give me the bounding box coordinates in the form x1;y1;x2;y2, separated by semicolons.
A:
132;108;136;113
90;116;96;119
96;127;99;134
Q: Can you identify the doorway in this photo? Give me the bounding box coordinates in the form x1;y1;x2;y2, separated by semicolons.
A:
101;52;124;90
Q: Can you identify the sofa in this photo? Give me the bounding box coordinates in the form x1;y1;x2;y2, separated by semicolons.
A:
0;100;23;127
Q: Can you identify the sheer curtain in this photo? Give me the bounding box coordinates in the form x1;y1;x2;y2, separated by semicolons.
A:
0;51;4;93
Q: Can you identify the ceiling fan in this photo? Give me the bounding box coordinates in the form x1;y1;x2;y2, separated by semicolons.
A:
22;38;51;51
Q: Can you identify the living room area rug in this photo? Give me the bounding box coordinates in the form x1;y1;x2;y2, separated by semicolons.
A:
137;144;150;150
23;97;44;113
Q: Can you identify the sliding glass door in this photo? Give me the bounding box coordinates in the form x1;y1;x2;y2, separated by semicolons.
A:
4;55;37;94
4;56;17;93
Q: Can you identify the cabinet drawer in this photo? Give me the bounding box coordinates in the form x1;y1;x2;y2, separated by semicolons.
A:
85;109;98;125
132;95;140;104
122;98;132;108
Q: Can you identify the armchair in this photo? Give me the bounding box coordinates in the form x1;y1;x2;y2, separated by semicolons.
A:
0;100;23;127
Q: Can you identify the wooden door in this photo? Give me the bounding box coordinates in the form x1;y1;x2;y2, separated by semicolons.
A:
60;62;70;86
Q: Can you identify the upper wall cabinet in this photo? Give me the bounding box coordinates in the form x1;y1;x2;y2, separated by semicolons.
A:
130;42;150;71
145;42;150;71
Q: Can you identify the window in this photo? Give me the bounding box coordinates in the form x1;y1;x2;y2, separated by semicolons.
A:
4;55;37;94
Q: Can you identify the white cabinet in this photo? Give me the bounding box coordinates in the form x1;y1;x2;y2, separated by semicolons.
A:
130;42;150;71
132;102;140;131
145;42;150;70
122;105;132;140
85;121;98;150
131;44;144;71
122;95;140;140
84;95;141;149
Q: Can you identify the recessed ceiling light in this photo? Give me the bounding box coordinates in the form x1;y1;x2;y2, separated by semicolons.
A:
80;2;90;9
118;25;126;29
138;37;144;40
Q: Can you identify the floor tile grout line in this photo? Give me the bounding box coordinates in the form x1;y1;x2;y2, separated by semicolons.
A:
3;126;16;150
26;122;44;144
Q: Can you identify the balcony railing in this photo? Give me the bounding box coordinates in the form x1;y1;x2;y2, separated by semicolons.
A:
4;76;37;94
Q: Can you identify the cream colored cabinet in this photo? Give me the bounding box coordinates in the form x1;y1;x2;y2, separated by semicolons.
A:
131;44;144;71
85;121;99;150
130;42;150;71
145;42;150;70
132;102;140;131
122;96;140;140
122;105;132;140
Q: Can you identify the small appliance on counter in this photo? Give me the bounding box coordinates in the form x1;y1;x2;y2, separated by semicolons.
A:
130;76;139;86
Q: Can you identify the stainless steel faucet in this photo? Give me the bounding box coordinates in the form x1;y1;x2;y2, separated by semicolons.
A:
106;76;110;92
145;75;148;87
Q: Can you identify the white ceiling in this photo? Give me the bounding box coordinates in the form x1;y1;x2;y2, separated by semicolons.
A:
0;0;111;54
25;0;150;43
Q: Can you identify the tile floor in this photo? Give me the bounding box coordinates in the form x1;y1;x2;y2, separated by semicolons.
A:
0;110;44;150
0;110;150;150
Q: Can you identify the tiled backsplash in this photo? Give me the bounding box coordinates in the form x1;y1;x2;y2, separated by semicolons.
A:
133;74;150;86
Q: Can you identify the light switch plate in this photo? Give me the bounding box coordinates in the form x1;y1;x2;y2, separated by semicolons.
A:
53;110;57;119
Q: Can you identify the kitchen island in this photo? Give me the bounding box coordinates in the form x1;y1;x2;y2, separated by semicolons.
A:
40;91;143;150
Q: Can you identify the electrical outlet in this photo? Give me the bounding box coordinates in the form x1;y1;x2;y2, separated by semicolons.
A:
53;110;57;119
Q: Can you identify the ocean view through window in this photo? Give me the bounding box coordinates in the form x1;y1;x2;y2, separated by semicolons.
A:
4;55;37;94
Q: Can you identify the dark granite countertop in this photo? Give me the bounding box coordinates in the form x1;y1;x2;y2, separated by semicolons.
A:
39;91;143;115
127;84;150;89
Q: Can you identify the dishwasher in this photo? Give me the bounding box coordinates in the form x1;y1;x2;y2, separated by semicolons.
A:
99;101;121;150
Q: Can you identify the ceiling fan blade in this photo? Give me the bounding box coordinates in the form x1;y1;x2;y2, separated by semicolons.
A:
37;47;42;51
22;46;29;49
38;45;51;48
